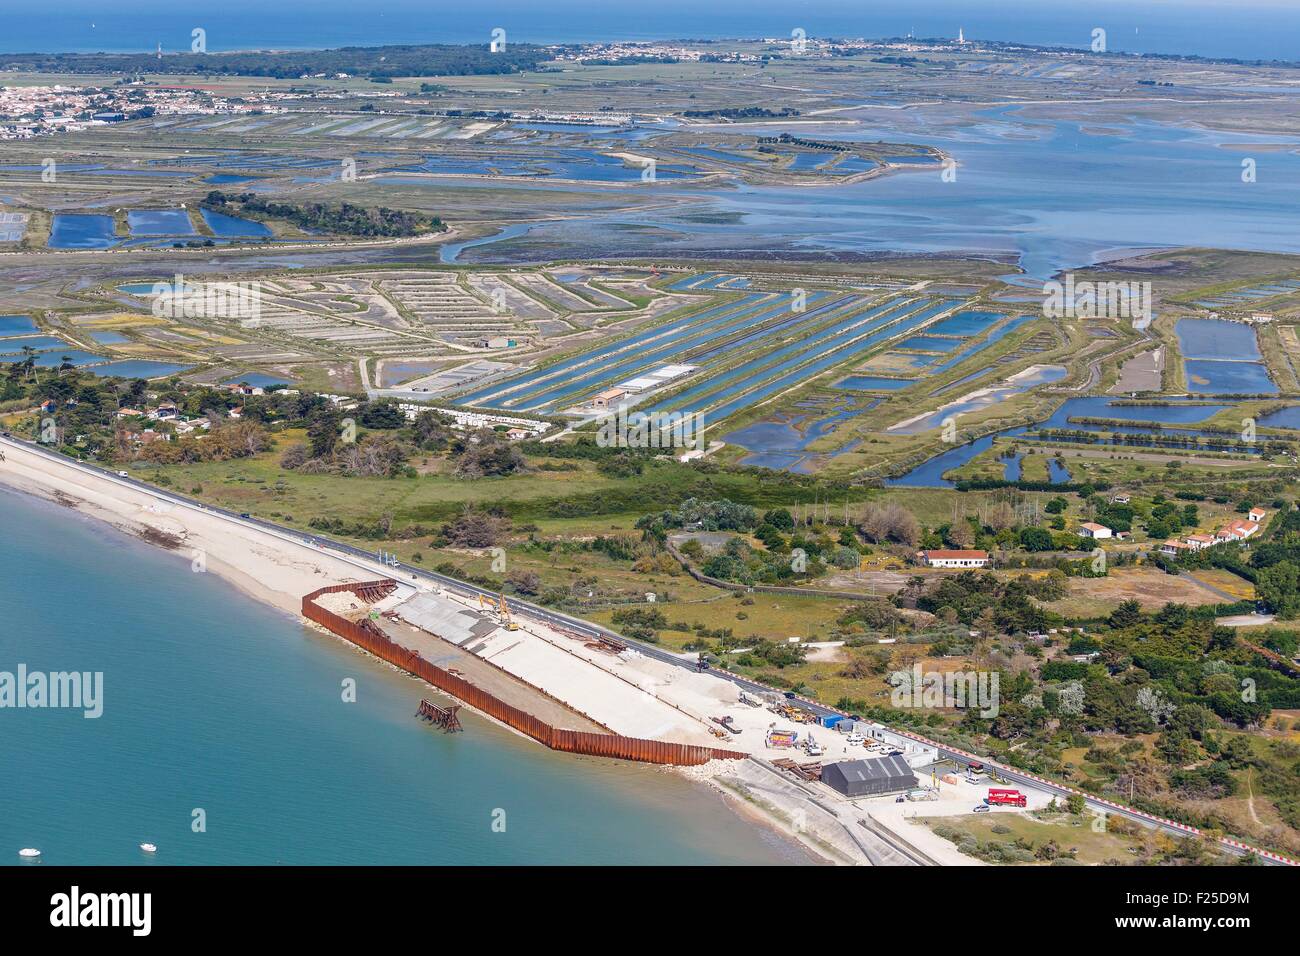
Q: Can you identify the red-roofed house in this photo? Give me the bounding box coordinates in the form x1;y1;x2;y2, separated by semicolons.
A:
1220;520;1260;542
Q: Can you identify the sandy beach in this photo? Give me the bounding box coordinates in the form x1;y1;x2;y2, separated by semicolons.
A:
0;437;915;866
0;438;371;615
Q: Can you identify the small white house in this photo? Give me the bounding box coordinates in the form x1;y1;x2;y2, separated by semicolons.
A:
1078;522;1112;540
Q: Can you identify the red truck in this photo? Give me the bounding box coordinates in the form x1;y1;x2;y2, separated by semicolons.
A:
985;788;1028;808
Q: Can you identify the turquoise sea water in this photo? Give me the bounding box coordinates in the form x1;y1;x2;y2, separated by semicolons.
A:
0;488;803;865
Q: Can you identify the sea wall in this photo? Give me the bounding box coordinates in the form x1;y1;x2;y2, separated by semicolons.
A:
302;581;745;767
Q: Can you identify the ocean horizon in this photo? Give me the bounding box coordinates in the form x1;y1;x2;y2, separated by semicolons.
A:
1;1;1298;61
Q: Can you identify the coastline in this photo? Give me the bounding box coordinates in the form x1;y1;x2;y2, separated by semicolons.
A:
0;439;367;616
0;439;841;865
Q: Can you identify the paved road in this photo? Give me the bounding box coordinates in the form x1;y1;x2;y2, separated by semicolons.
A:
1;432;1291;866
1184;573;1241;604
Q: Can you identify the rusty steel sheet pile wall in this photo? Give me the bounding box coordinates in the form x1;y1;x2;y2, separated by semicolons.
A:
302;582;744;767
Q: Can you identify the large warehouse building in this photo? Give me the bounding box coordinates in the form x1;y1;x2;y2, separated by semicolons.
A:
821;755;918;798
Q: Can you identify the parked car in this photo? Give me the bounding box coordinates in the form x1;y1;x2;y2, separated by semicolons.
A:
973;804;990;813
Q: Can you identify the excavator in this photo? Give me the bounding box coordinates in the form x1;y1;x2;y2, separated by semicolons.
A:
499;594;521;631
477;593;520;631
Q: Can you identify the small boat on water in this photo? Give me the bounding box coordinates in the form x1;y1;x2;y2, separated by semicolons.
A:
139;843;157;854
18;848;40;859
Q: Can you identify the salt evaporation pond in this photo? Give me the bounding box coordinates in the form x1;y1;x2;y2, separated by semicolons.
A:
201;208;273;238
128;209;197;237
0;335;69;354
840;375;916;391
1175;317;1277;394
0;350;104;367
87;331;131;345
86;360;193;379
48;214;118;249
0;315;38;336
1259;406;1300;430
888;395;1239;487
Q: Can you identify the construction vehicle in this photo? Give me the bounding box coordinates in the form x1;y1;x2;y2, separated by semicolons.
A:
803;733;824;757
985;788;1027;808
498;595;520;631
712;716;741;735
779;703;814;724
478;593;520;631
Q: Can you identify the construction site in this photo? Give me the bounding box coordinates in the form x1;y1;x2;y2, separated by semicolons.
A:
300;576;1060;865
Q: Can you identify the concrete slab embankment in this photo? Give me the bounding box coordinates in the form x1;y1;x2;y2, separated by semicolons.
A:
303;581;747;767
